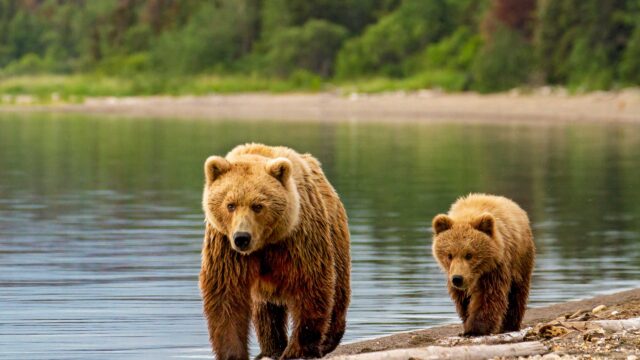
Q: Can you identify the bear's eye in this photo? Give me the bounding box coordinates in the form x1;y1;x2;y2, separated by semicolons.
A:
447;254;452;261
227;203;236;212
465;253;472;260
251;204;263;213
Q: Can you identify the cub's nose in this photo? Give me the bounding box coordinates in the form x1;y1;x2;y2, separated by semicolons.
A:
233;232;252;250
451;275;464;287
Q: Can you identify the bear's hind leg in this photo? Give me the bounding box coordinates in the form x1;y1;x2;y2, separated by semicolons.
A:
501;281;530;332
321;225;350;355
253;302;288;360
321;280;348;354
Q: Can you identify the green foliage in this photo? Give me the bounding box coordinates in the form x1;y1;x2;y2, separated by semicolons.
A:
1;0;640;94
566;37;614;90
265;19;348;77
446;0;490;30
401;27;482;90
96;53;151;76
0;73;327;102
0;53;52;75
335;0;451;78
406;27;482;74
3;9;44;66
535;0;577;84
620;24;640;84
149;2;243;74
284;0;399;33
535;0;633;89
261;0;294;39
471;26;533;93
341;69;467;93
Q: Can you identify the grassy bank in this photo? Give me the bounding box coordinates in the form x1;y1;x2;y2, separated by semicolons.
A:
0;69;476;105
2;73;638;107
0;73;328;104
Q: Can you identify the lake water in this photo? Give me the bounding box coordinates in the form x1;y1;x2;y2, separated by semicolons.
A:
1;113;639;359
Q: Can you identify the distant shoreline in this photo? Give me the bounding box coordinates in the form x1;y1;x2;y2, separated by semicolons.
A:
330;287;640;356
2;90;640;124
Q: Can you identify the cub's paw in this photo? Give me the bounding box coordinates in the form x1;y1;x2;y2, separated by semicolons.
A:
462;331;483;337
463;320;494;337
462;328;492;337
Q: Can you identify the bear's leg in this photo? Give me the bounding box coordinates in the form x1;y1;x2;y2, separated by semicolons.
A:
202;287;251;360
501;281;530;332
253;302;288;359
463;272;509;336
200;230;252;360
281;290;333;359
321;228;350;355
449;287;470;323
321;278;348;354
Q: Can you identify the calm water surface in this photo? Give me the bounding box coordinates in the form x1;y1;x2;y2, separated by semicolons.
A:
1;114;639;359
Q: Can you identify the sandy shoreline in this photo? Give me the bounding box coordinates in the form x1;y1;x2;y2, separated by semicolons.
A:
330;288;640;357
2;90;640;123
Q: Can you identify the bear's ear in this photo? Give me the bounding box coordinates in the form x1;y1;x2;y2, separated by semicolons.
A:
266;157;292;185
204;156;230;184
432;214;453;235
472;213;495;237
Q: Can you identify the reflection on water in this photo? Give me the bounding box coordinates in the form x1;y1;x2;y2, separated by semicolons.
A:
0;114;639;359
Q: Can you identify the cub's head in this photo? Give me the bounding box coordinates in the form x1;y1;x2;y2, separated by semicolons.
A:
431;213;504;291
202;155;300;255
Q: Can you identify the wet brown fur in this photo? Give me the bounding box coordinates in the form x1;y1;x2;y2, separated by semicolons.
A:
200;143;351;359
431;193;535;336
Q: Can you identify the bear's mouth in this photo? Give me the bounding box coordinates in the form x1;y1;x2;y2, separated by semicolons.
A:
452;284;467;290
231;245;254;255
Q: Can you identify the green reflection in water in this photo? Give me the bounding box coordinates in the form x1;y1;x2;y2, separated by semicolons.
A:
1;114;639;273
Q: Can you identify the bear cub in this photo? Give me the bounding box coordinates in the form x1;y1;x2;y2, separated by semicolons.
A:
431;193;535;336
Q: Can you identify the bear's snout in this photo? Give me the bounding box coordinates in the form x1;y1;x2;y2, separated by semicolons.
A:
451;275;464;288
233;232;252;250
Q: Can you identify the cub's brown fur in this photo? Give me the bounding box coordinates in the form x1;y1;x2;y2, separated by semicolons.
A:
200;143;351;360
431;193;535;336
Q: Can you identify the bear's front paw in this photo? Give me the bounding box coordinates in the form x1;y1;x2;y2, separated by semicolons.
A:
463;320;494;337
279;346;322;360
255;353;279;360
463;325;495;337
462;330;484;337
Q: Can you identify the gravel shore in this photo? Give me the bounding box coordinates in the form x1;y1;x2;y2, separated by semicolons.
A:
2;90;640;123
330;288;640;359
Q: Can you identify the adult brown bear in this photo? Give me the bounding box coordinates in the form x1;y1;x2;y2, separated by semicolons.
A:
200;143;351;359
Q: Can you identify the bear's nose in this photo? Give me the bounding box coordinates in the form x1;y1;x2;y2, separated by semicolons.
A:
233;232;252;250
451;275;464;287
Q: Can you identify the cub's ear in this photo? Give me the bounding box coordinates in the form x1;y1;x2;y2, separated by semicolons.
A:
266;157;292;185
204;156;230;184
432;214;453;235
472;213;495;237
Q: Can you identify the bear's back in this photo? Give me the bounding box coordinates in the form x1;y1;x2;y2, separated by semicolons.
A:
227;143;315;176
449;193;533;262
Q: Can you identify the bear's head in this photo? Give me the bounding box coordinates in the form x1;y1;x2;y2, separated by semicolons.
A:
431;213;504;291
202;155;300;255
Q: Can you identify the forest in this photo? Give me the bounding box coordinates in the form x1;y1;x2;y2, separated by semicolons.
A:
1;0;640;95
